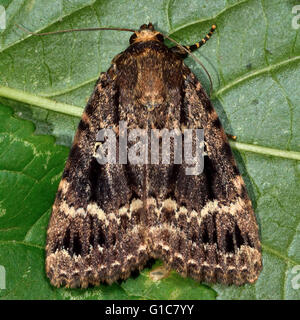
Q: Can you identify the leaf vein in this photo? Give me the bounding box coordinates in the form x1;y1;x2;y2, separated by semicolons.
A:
214;55;300;97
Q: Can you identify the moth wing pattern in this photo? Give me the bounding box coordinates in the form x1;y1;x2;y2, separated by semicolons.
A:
46;23;262;288
46;72;149;288
148;69;262;285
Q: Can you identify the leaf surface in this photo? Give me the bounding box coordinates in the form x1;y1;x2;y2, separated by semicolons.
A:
0;0;299;299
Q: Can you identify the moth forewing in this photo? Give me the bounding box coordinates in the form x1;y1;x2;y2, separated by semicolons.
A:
45;23;262;288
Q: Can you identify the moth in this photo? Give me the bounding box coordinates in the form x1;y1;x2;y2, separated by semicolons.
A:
45;23;262;288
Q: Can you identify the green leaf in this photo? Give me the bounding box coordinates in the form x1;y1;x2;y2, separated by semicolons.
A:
121;261;216;300
0;0;299;300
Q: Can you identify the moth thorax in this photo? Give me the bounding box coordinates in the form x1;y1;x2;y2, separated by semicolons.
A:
131;30;163;44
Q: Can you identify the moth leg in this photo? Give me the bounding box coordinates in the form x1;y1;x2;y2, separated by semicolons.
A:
226;133;237;140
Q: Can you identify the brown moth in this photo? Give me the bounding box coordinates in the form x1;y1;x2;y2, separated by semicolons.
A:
45;23;262;288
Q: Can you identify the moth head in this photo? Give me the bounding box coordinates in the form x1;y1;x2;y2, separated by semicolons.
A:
129;23;164;44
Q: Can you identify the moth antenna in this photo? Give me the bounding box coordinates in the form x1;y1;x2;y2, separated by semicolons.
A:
184;25;217;52
15;24;136;36
164;32;214;96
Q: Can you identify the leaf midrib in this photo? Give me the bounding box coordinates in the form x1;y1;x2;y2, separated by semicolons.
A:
1;86;300;161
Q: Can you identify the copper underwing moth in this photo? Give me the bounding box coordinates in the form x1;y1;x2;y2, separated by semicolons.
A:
44;23;262;288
